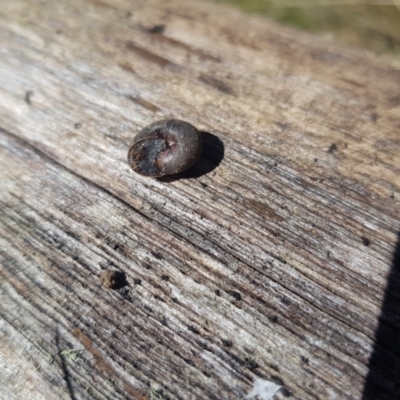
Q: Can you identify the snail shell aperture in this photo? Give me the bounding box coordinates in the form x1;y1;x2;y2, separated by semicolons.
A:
127;119;202;177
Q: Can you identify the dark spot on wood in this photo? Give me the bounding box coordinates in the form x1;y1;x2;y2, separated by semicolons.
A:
277;256;287;264
126;42;171;67
99;270;127;289
301;356;309;364
327;143;338;154
171;297;179;304
188;326;200;335
161;274;169;281
148;24;165;34
304;367;316;376
271;375;284;386
281;297;291;306
152;251;163;260
133;278;142;285
25;90;33;105
142;263;152;269
65;230;81;242
362;237;371;246
214;289;221;296
314;158;318;162
74;123;81;129
153;283;162;290
226;290;241;301
106;239;121;251
200;182;208;188
281;387;292;397
268;315;278;323
221;339;232;347
128;96;160;112
184;358;195;366
199;74;233;95
244;357;259;370
154;294;164;302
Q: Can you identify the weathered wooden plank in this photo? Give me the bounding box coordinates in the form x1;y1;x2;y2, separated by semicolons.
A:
0;0;399;399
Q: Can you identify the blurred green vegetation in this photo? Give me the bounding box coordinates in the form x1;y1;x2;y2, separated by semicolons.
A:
214;0;400;56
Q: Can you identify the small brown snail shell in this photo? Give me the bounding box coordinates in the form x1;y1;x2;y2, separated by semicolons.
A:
127;119;202;177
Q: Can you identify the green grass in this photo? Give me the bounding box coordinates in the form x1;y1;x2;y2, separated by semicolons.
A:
214;0;400;56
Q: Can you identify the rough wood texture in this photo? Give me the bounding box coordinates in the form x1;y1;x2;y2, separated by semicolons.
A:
0;0;399;399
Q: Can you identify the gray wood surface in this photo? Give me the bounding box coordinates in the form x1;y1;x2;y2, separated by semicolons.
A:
0;0;399;399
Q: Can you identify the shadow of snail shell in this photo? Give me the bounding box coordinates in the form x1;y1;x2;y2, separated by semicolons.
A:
127;119;202;177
